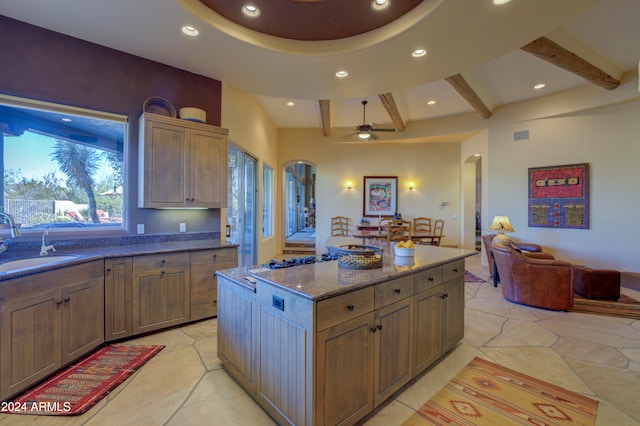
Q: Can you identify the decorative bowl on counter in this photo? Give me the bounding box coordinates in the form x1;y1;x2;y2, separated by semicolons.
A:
394;246;415;257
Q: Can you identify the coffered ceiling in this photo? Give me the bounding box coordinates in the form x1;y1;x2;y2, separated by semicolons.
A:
1;0;638;142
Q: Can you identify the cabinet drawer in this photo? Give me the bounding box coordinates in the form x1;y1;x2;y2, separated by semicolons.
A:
316;287;374;332
375;275;414;309
133;253;189;271
191;248;237;266
414;266;443;294
191;289;217;320
443;259;464;282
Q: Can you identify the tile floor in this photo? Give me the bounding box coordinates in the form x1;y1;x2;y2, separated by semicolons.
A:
1;254;639;425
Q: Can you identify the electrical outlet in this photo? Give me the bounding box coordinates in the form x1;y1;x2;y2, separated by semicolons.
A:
137;224;145;234
179;223;186;233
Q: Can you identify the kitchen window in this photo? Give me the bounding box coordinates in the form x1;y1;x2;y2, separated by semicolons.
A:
0;95;126;234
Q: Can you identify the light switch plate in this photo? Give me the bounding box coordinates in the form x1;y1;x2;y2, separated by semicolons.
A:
137;224;145;234
179;223;186;233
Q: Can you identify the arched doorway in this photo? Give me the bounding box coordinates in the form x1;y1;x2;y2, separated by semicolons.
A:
283;161;316;255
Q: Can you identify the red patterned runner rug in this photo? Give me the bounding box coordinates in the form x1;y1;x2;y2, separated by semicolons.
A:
4;344;164;416
403;357;598;426
464;270;486;283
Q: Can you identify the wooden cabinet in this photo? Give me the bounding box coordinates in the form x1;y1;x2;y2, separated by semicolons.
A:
132;253;190;334
442;262;465;352
316;287;375;426
0;261;104;400
217;276;257;397
105;257;133;341
138;112;228;208
190;248;238;321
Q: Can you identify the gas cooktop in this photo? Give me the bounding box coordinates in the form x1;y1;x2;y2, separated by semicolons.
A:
265;253;339;269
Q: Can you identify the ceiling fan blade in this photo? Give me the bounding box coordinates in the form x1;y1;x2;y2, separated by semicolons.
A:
371;127;395;132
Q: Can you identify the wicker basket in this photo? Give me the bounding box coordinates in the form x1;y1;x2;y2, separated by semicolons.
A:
143;97;177;118
336;245;383;270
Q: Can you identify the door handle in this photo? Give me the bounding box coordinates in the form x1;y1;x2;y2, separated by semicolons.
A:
226;224;232;238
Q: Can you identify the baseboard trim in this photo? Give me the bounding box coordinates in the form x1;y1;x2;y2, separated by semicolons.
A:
621;272;640;291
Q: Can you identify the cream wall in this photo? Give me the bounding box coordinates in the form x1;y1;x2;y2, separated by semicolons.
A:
485;99;640;272
221;84;280;263
277;129;462;254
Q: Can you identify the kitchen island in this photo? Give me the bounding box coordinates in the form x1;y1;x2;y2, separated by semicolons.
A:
216;241;476;426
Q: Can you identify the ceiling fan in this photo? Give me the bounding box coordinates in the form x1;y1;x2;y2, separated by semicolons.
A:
349;100;395;140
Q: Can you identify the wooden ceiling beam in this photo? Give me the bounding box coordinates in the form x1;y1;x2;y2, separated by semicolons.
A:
378;93;405;131
318;99;330;136
445;74;492;119
521;36;620;90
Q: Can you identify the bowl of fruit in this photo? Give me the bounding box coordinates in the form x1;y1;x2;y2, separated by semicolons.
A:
394;240;416;257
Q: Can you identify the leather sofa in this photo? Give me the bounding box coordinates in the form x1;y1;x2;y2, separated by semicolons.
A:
491;240;575;311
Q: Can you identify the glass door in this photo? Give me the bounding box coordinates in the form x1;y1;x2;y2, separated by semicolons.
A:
227;145;257;267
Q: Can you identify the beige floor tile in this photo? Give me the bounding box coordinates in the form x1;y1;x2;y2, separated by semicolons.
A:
553;336;629;367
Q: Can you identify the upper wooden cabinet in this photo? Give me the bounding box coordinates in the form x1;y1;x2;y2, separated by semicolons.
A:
138;113;228;208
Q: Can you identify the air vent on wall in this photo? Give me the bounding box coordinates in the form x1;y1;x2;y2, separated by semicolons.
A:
513;130;529;141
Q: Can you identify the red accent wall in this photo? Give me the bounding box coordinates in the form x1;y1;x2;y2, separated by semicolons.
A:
0;16;221;125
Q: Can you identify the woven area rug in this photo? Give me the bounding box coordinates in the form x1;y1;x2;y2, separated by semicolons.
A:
572;294;640;320
464;270;487;283
403;357;598;426
7;344;164;416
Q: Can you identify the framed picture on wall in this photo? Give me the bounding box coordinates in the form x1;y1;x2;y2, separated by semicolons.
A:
528;163;589;229
363;176;398;217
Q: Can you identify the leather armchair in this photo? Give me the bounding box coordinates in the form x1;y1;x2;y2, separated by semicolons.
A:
482;234;547;278
491;240;575;311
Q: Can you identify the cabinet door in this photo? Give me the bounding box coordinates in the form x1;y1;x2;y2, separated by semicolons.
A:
217;277;257;395
62;276;105;364
0;289;62;400
132;255;190;334
374;297;413;407
105;257;133;341
413;285;444;374
189;128;227;208
139;117;188;207
443;277;465;352
316;312;375;426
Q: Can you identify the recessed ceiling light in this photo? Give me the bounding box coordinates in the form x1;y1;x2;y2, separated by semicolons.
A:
335;70;349;78
242;5;261;18
493;0;511;4
534;83;546;90
286;101;295;107
61;117;72;122
427;100;436;105
412;49;427;58
473;153;481;157
372;0;390;11
182;26;199;37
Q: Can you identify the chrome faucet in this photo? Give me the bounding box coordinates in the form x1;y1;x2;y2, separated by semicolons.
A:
40;229;56;256
0;213;20;238
0;213;20;254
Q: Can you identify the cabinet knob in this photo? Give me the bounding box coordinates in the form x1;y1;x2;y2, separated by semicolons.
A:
0;296;5;302
57;300;64;305
394;289;401;294
377;324;383;331
347;305;355;311
190;198;195;202
64;298;71;303
106;268;112;272
186;198;190;202
370;327;377;333
428;277;434;282
452;268;459;273
161;259;166;264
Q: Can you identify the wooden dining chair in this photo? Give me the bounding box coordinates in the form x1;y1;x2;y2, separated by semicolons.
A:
412;217;432;244
331;216;349;236
431;219;445;246
387;219;411;241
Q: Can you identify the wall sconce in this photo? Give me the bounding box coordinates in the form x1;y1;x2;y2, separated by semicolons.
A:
346;181;353;190
408;182;415;191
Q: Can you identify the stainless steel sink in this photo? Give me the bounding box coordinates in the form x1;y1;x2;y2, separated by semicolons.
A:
0;255;79;273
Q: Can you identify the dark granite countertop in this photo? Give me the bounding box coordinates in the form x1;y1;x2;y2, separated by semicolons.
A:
0;238;237;281
217;239;477;301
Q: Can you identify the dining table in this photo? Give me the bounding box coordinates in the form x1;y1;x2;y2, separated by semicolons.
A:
351;229;444;246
